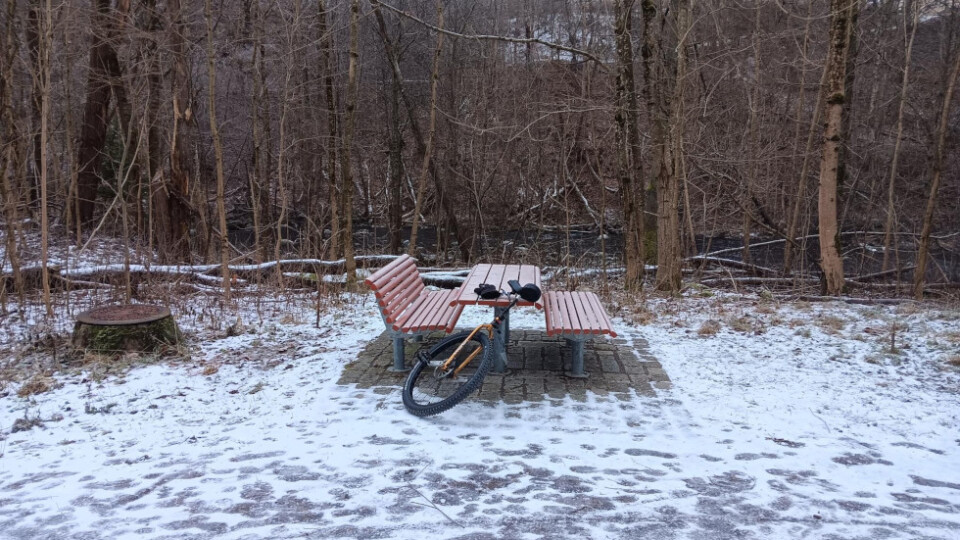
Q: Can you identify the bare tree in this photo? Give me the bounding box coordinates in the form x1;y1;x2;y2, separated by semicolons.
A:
817;0;859;295
74;0;124;226
408;1;443;257
613;0;644;290
205;0;230;299
38;0;52;315
1;0;24;302
881;0;919;273
341;0;360;281
914;38;960;299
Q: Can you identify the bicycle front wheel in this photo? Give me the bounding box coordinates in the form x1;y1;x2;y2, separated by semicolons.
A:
402;331;493;417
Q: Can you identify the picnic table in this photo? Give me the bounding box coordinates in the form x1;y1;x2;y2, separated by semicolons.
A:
450;264;543;373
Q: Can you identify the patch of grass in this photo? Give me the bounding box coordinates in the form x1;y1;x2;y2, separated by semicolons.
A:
895;303;922;316
726;315;754;333
944;355;960;369
625;304;656;326
17;374;60;398
11;415;43;433
794;327;812;338
697;320;722;336
816;315;847;334
84;402;118;415
755;303;778;315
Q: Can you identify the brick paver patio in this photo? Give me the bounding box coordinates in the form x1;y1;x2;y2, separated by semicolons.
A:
338;330;670;403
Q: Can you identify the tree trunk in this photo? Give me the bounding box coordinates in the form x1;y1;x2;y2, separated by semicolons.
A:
650;0;686;293
39;0;52;315
204;0;230;299
783;59;829;276
881;0;918;273
25;3;40;209
613;0;644;290
408;2;443;258
741;0;763;266
319;0;340;260
75;0;124;226
914;46;960;299
161;0;193;260
1;0;24;302
817;0;859;295
341;0;360;281
372;5;473;263
387;66;404;254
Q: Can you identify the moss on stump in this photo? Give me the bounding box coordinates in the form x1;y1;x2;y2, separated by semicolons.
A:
73;305;181;354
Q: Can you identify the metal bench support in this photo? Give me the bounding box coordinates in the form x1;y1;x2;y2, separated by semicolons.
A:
565;337;590;378
391;336;407;372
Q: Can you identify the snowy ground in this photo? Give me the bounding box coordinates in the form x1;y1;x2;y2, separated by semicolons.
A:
1;290;960;539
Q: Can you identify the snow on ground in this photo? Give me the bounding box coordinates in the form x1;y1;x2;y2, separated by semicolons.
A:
1;290;960;539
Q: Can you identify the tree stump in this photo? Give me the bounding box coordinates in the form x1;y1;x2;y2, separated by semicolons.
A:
73;305;181;354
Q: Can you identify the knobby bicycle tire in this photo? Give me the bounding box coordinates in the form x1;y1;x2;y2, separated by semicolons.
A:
402;330;493;417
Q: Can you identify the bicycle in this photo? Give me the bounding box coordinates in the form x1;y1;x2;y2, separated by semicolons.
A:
402;279;542;417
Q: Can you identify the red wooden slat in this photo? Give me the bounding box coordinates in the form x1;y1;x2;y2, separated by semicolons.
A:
365;255;413;289
378;267;423;306
390;289;432;326
577;293;603;334
421;291;451;330
568;292;591;334
382;280;425;317
544;292;559;336
453;264;492;306
421;291;455;332
558;292;577;334
499;264;522;285
443;292;465;333
517;265;543;309
405;291;445;333
477;265;507;306
586;292;617;337
437;289;463;329
375;262;419;294
581;293;604;334
542;292;553;334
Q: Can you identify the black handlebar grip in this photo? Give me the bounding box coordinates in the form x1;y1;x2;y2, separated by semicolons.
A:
508;280;522;294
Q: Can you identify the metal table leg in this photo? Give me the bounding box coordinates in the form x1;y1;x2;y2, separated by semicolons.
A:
492;307;508;373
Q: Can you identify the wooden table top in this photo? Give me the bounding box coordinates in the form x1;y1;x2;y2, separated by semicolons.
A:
450;264;543;309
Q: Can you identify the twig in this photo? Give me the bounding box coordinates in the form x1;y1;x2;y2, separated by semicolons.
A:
401;485;460;526
371;0;610;71
809;408;831;433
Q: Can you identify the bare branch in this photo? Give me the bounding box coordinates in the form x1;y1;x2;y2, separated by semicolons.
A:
370;0;610;72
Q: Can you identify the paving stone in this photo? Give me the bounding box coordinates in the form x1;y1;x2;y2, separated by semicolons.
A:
341;328;671;403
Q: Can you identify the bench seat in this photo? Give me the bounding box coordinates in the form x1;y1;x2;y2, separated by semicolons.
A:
542;291;617;377
365;255;463;371
389;288;463;334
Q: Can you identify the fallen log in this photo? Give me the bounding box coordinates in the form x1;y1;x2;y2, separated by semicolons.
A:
686;256;778;277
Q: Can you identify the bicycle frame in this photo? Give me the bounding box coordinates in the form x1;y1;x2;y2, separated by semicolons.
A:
437;295;520;376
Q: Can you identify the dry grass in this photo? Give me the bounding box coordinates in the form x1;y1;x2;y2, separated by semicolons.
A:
945;355;960;368
17;373;61;398
726;315;755;334
698;319;722;336
816;315;847;334
755;303;778;315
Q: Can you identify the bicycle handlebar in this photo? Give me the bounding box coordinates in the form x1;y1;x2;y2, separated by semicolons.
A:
474;281;541;303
